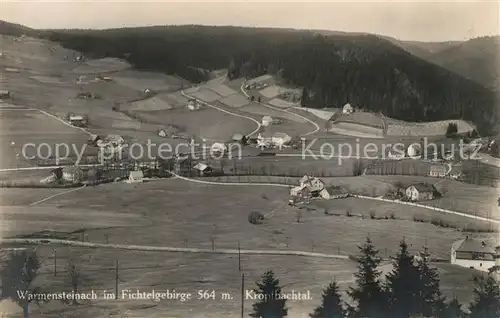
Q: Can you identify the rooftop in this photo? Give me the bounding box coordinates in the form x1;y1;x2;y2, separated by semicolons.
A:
408;183;435;193
453;237;497;254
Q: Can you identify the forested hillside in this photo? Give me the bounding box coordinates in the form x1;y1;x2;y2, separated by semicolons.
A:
2;22;498;135
427;36;500;91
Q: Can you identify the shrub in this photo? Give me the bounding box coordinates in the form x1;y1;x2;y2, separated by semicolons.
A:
369;210;376;219
248;211;265;225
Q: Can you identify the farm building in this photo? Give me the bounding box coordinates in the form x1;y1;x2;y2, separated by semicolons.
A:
0;90;11;99
299;175;325;192
144;88;152;94
62;166;83;183
342;103;354;114
5;68;20;73
158;129;167;137
429;165;448;178
320;186;349;200
405;183;436;201
231;133;247;144
262;116;273;127
388;150;405;160
128;170;144;183
69;115;85;127
193;163;213;176
187;99;200;111
451;237;499;272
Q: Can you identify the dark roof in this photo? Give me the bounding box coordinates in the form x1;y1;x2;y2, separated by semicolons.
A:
454;237;496;254
409;183;435;193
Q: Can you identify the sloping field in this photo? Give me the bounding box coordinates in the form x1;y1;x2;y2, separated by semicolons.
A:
0;188;68;206
268;98;298;108
191;88;222;102
295;107;336;121
112;69;185;92
29;75;65;85
0;206;150;238
161;91;190;107
72;57;130;74
259;85;281;98
387;119;475;137
0;109;78;135
132;107;257;141
208;84;237;97
219;93;249;108
247;74;273;84
334;112;385;128
240;103;307;123
329;122;384;138
125;96;173;111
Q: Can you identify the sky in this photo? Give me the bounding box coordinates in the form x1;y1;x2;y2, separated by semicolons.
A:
1;0;499;42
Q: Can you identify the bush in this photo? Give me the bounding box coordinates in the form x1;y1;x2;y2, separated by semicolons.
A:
248;211;265;225
369;210;376;219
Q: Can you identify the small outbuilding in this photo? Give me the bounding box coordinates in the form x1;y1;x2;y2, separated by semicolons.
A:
231;133;247;144
429;165;448;178
193;163;213;176
342;103;354;114
405;183;436;202
262;116;273;127
62;166;83;183
128;170;144;183
158;129;167;137
0;90;11;99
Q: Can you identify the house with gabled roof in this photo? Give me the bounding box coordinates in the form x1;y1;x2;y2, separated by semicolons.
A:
405;183;437;201
451;236;499;272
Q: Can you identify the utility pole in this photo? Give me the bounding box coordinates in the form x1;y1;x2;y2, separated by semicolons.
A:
240;273;245;318
115;260;119;299
53;249;57;276
238;242;241;272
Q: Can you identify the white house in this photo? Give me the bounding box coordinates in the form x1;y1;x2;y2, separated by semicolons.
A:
405;183;435;201
407;144;422;158
342;103;354;114
0;90;11;99
451;237;499;272
262;116;273;127
299;175;325;192
193;163;213;176
128;170;144;183
429;165;448;178
69;115;85;126
62;166;83;183
210;142;227;154
187;99;200;111
144;88;152;94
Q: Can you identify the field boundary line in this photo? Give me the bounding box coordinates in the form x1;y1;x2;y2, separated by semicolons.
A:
32;108;92;136
29;184;87;206
240;82;320;136
172;172;290;187
180;88;262;136
0;164;101;172
352;195;500;225
1;238;349;260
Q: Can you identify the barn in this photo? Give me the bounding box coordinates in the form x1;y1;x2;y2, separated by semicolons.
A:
451;236;499;272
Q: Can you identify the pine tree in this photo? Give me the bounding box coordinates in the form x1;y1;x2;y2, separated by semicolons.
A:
310;281;345;318
468;273;500;318
415;247;446;317
347;237;385;318
443;297;465;318
250;270;288;318
385;240;420;318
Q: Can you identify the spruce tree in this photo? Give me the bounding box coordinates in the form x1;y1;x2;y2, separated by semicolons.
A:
385;240;420;318
250;270;288;318
443;297;465;318
310;281;345;318
347;237;385;318
468;273;500;318
415;246;446;317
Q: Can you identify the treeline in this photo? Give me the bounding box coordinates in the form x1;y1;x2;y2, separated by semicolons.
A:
250;238;500;318
27;25;500;135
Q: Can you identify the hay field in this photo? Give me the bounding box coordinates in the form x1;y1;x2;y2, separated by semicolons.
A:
30;75;66;85
259;85;281;98
72;58;130;74
268;98;298;108
387;119;475;137
294;108;336;121
132;107;257;141
208;84;237;97
112;69;186;92
0;188;68;206
239;103;307;123
218;93;249;108
246;74;273;85
125;96;173;112
329;123;384;138
191;88;222;103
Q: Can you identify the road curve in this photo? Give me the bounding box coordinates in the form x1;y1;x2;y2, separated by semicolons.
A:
1;238;349;260
180;89;262;137
239;82;320;136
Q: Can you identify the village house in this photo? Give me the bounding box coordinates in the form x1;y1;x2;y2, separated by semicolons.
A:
429;165;448;178
231;133;247;144
299;175;325;193
187;99;200;111
342;103;354;114
0;90;11;99
128;170;144;183
319;186;349;200
69;115;85;127
62;166;83;183
158;129;167;137
405;183;436;202
451;236;500;272
193;163;213;176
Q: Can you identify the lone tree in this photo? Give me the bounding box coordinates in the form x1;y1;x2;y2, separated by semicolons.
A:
445;122;458;137
250;270;288;318
347;237;385;318
310;280;345;318
0;249;41;318
415;246;446;316
468;273;500;318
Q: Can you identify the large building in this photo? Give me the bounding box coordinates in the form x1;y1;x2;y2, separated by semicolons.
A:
451;237;499;272
405;183;436;201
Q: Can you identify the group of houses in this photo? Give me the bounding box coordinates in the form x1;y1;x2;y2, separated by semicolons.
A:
289;175;349;205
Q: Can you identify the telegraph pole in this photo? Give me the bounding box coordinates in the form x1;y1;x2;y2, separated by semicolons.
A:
238;242;241;272
240;273;245;318
53;249;57;276
115;260;119;299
